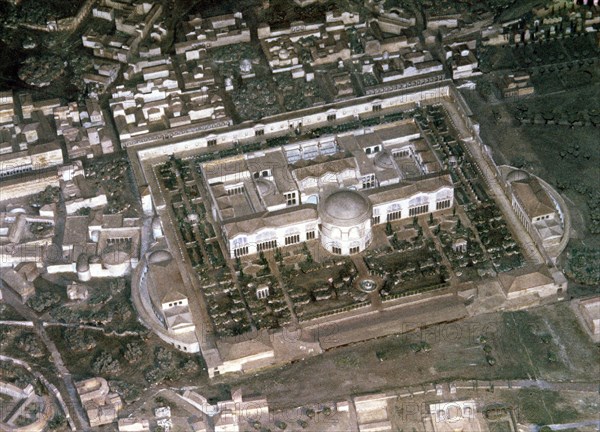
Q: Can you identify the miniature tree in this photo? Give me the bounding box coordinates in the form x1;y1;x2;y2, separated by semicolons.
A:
429;213;434;224
92;351;121;375
48;415;66;430
385;221;393;236
274;248;283;263
302;242;314;264
124;342;143;363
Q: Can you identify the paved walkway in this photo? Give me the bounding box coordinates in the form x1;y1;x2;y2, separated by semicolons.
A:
267;255;299;326
350;255;383;311
421;218;459;295
530;420;600;432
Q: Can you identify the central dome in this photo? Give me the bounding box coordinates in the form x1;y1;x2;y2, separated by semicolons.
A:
255;178;276;196
320;189;371;226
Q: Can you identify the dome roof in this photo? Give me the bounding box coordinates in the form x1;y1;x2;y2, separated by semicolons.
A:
255;178;276;196
506;169;530;183
374;150;395;170
102;249;130;265
320;189;371;227
76;253;89;272
147;249;172;265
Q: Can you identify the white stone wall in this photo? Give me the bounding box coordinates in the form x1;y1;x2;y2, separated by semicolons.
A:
229;222;318;258
372;187;454;223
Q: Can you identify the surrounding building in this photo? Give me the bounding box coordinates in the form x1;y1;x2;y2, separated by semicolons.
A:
578;296;600;336
0;380;54;432
134;243;201;353
444;44;481;80
174;12;251;55
109;58;230;142
428;400;485;432
53;99;116;159
501;73;535;99
82;0;163;64
498;264;567;300
75;377;123;427
504;169;564;251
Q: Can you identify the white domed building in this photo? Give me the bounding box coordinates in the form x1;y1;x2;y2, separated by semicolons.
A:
319;190;372;255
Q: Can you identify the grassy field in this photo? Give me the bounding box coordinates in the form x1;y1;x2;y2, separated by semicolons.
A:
461;83;600;288
0;303;25;321
501;388;578;425
0;325;56;380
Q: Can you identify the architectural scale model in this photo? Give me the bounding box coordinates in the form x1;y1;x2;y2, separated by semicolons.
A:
0;0;598;430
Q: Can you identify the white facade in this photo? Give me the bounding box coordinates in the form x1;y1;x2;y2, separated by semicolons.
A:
199;121;454;258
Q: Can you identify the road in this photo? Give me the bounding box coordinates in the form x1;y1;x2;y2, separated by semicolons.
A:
0;282;90;430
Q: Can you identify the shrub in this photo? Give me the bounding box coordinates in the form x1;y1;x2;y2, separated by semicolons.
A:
64;329;95;352
123;342;143;363
15;333;44;357
92;352;121;375
27;292;61;313
48;415;66;430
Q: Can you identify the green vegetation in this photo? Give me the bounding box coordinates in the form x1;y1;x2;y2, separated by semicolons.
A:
0;0;87;25
283;258;363;320
48;327;204;403
85;157;141;217
230;78;281;121
18;55;65;87
28;186;60;209
0;303;24;321
48;279;145;334
47;414;67;430
28;291;62;313
565;248;600;285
